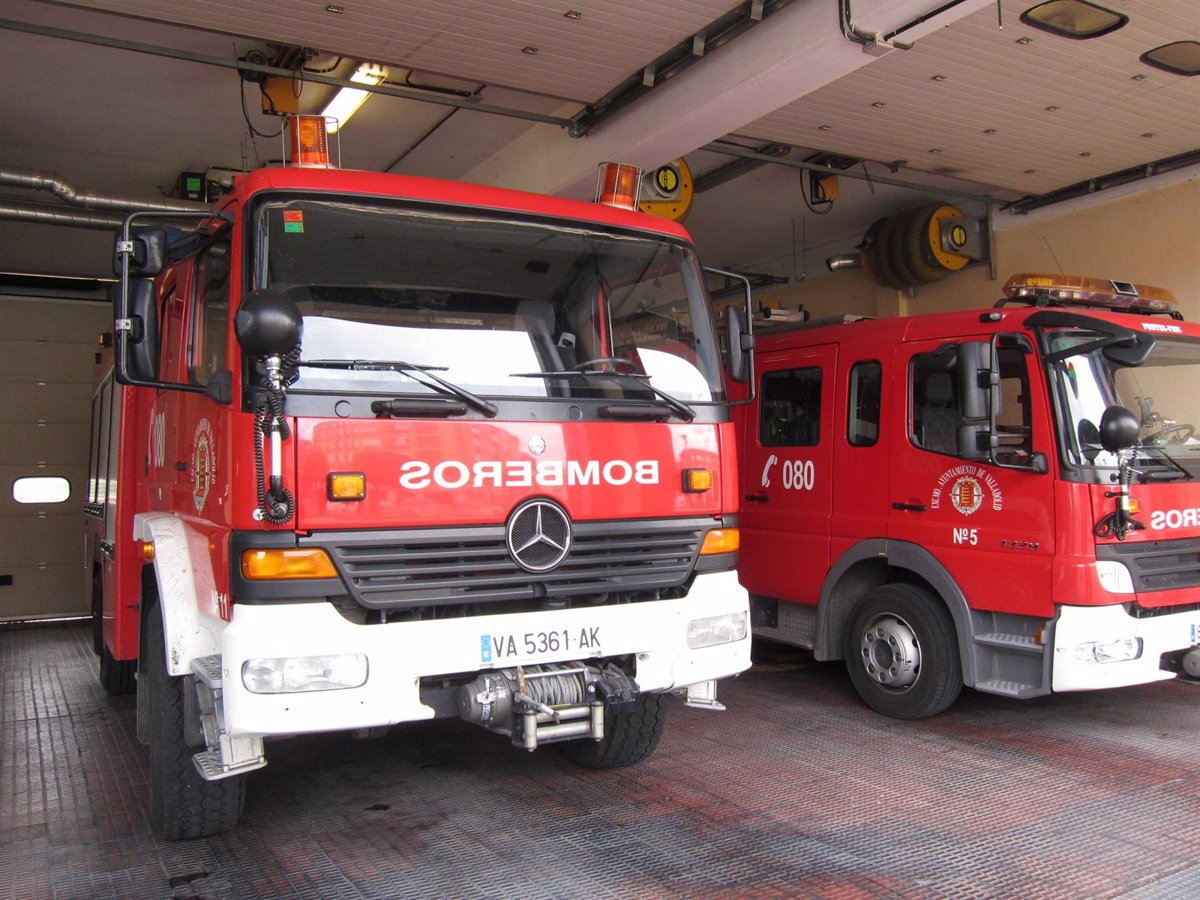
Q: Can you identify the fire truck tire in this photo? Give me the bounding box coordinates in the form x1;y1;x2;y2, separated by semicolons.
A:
99;646;137;696
845;584;962;719
144;602;245;840
560;692;668;769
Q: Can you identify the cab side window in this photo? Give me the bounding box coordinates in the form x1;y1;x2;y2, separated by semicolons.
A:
911;353;960;455
190;239;231;387
994;345;1034;462
760;367;822;447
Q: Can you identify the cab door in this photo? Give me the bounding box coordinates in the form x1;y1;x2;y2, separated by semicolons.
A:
739;344;836;604
888;338;1056;618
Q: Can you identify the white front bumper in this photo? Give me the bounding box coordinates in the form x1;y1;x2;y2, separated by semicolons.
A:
221;570;750;736
1052;603;1200;692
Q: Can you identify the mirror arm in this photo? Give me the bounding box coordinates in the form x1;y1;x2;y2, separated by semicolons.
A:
114;210;215;395
707;266;756;406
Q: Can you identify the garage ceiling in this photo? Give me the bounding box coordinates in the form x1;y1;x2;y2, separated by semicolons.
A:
0;0;1197;282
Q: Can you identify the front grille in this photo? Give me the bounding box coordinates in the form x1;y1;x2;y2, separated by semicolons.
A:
301;517;708;610
1098;536;1200;593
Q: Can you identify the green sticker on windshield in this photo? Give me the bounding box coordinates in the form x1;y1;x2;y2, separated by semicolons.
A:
284;222;304;234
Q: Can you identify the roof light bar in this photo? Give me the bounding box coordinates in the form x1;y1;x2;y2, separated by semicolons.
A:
1003;272;1177;313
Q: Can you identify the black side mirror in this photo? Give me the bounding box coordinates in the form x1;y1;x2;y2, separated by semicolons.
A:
113;226;167;277
958;341;1000;420
118;279;159;382
235;289;302;358
725;305;753;383
1100;405;1140;453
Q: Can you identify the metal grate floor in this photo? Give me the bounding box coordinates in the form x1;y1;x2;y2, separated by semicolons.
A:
3;624;1200;899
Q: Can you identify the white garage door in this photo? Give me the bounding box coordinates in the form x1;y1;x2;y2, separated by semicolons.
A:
0;295;110;621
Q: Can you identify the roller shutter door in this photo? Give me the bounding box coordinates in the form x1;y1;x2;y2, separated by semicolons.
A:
0;295;109;621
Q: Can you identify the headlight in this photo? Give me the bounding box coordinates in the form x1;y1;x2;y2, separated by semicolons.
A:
687;611;748;649
1094;560;1134;594
1074;638;1141;664
242;653;369;693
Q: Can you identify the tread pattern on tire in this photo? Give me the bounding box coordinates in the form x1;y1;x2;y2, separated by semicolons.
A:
561;693;668;770
145;602;245;840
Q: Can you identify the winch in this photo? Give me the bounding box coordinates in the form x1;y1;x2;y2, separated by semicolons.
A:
458;663;638;750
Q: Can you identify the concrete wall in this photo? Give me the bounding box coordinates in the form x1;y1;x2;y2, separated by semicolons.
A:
752;172;1200;322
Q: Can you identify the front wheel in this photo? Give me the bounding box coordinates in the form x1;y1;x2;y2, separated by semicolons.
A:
844;584;962;719
560;693;668;769
143;602;245;840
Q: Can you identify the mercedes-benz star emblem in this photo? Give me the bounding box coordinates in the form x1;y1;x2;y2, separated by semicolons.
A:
506;499;571;572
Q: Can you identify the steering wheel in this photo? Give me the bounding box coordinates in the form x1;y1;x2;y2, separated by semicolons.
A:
572;356;641;374
1149;423;1196;445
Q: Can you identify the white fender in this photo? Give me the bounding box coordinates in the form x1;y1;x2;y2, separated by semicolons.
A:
133;512;224;676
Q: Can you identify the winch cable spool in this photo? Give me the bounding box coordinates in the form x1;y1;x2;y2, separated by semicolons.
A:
518;665;590;712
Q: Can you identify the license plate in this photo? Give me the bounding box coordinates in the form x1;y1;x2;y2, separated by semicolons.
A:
480;626;602;665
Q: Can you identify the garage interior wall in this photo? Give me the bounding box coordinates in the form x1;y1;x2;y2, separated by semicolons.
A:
0;296;109;622
756;175;1200;321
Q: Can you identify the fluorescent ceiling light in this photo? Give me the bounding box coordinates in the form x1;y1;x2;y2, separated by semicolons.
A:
321;63;388;133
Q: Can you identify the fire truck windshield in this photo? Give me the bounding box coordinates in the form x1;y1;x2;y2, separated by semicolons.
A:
252;197;724;404
1046;329;1200;480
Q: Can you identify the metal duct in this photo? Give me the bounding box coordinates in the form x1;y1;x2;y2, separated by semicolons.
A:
0;167;206;214
0;202;125;229
825;254;862;272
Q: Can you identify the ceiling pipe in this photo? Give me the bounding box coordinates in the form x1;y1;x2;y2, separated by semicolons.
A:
0;167;206;215
0;202;125;229
702;140;1001;205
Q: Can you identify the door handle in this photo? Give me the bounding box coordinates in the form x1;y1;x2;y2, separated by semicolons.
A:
745;493;770;503
891;501;926;512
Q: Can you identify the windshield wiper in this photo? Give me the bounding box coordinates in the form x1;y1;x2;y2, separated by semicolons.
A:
1130;444;1193;482
301;359;498;417
511;369;696;421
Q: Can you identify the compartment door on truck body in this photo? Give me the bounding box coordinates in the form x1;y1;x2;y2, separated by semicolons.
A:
887;337;1056;619
739;344;836;604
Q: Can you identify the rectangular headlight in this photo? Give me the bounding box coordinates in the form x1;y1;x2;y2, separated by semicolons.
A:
1074;638;1141;664
687;611;748;649
242;653;368;694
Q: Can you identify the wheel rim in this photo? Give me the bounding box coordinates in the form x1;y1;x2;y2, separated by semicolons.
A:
858;613;921;690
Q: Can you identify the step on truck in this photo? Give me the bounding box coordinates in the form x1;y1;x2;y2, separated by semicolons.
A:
734;273;1200;718
85;122;751;839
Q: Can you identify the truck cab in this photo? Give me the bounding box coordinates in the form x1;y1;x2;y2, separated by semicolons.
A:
736;273;1200;718
87;138;751;839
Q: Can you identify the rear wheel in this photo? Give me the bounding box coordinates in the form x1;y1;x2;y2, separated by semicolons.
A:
845;584;962;719
143;601;245;839
561;693;668;769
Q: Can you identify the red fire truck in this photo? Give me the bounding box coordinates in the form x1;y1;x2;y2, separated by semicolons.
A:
85;127;751;839
735;273;1200;719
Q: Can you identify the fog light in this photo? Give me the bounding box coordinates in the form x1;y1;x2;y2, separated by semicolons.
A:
241;653;368;693
1094;560;1134;594
1074;638;1141;663
687;611;748;649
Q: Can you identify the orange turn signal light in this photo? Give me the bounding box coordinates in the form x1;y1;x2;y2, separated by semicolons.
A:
139;541;155;561
683;468;713;493
241;548;338;580
700;528;740;555
328;472;366;501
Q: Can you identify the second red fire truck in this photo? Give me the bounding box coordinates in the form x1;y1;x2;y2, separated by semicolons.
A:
86;123;751;838
735;273;1200;718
